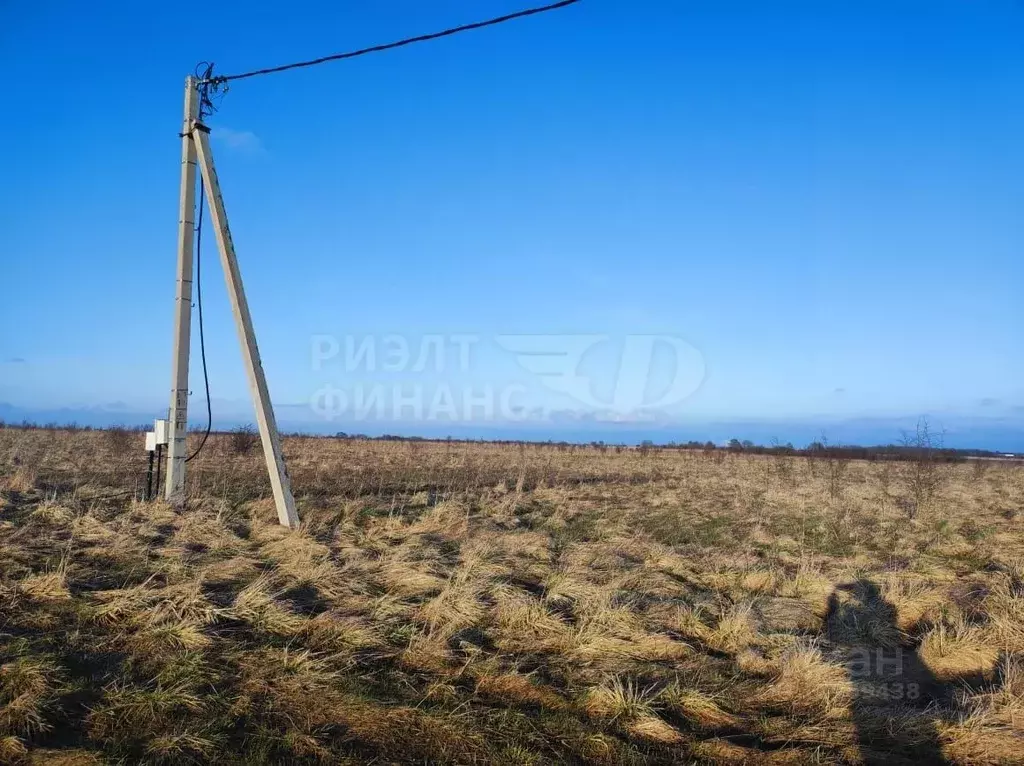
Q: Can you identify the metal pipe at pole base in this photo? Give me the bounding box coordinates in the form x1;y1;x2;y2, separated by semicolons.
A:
155;444;163;501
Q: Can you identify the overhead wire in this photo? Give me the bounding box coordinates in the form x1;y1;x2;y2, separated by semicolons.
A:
201;0;580;86
184;176;212;463
177;2;579;464
185;65;216;463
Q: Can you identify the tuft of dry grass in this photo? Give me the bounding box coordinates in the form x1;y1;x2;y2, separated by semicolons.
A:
662;685;741;731
0;736;29;762
918;620;999;683
706;602;759;653
2;466;36;493
582;677;659;722
227;574;306;636
759;643;852;717
0;657;57;739
626;714;684;744
981;572;1024;653
475;672;567;710
17;571;70;602
938;710;1024;766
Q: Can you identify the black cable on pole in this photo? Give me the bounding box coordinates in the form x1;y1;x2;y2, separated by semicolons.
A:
185;176;212;463
203;0;580;85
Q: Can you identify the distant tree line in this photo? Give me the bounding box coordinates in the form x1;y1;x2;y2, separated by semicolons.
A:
0;419;1016;462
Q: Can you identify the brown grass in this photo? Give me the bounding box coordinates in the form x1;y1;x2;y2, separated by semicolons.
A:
1;427;1023;763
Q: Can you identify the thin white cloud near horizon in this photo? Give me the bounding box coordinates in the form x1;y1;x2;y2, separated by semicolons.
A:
212;126;264;154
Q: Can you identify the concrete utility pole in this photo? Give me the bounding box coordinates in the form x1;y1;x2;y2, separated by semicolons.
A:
165;77;299;528
165;76;199;503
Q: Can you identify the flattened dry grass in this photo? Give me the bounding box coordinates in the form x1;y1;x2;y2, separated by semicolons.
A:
1;427;1024;763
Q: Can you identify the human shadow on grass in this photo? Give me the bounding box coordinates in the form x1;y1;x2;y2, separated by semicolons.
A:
826;580;992;766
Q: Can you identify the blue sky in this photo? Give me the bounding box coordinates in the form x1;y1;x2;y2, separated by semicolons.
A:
2;1;1023;448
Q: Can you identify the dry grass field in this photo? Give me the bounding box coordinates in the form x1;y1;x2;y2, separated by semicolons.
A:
2;427;1024;764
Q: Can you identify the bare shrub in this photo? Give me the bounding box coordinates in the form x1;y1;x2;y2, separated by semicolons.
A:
812;435;849;500
230;424;260;456
806;442;820;478
826;454;849;500
902;417;945;513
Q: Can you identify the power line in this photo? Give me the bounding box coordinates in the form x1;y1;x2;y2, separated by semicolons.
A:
175;2;579;465
203;0;581;85
182;62;215;465
185;177;212;463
